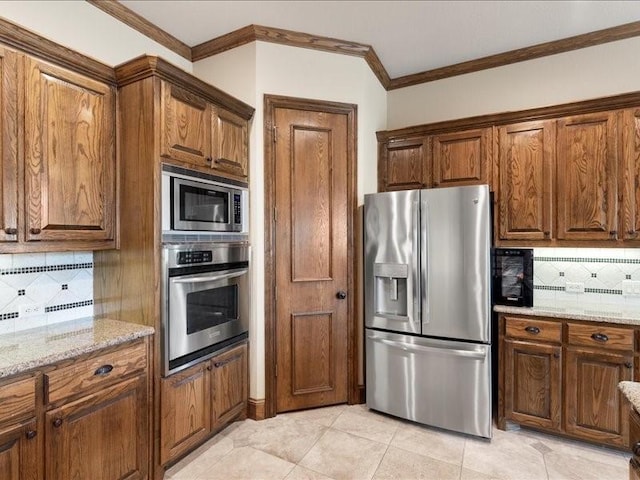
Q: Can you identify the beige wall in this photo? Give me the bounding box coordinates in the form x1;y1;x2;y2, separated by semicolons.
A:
387;36;640;129
194;42;387;399
0;1;191;70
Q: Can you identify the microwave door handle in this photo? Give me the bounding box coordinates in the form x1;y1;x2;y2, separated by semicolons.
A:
171;269;248;284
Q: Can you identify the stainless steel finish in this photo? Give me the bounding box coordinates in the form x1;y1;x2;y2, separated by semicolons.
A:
420;185;491;342
364;184;492;439
366;330;492;438
161;167;248;234
364;190;420;334
162;242;250;376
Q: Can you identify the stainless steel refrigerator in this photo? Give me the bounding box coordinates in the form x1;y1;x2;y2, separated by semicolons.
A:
364;184;492;438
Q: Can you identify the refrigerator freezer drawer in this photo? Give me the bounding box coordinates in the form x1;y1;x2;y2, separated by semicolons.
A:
365;330;492;438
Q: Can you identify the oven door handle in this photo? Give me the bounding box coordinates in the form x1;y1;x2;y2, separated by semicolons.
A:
170;268;248;284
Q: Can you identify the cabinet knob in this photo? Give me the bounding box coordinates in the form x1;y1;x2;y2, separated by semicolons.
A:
633;441;640;456
205;157;212;164
336;291;347;300
609;230;618;238
543;231;550;238
25;430;37;440
94;364;114;376
591;333;609;343
524;326;540;335
52;418;63;428
553;353;560;359
628;230;638;237
625;362;633;369
30;228;41;235
4;227;16;235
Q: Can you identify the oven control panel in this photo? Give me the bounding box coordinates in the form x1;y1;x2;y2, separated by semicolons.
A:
177;250;213;265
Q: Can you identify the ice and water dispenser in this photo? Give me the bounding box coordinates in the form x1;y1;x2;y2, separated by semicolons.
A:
373;263;408;318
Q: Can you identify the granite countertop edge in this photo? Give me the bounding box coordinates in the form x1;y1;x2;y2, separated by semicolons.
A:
493;304;640;326
619;381;640;412
0;318;154;379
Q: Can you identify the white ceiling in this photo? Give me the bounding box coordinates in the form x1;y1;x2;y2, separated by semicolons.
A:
121;0;640;78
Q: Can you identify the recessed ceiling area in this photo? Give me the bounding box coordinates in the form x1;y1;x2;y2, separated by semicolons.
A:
120;0;640;78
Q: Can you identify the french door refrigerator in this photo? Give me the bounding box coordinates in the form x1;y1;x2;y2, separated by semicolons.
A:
364;185;492;438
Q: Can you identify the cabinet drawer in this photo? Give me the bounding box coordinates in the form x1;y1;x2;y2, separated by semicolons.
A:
567;323;634;351
45;341;146;404
504;316;562;343
0;376;36;425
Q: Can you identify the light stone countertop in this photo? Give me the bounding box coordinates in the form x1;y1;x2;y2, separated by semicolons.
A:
494;303;640;326
619;381;640;412
0;318;154;379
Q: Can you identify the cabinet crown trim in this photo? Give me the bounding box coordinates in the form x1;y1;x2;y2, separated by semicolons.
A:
115;55;255;120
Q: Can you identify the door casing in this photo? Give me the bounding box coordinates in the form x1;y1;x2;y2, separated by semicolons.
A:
263;94;359;418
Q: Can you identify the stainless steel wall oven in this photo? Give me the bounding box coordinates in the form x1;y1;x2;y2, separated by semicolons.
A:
162;242;249;376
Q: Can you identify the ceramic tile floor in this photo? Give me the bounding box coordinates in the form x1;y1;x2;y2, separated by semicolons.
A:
164;404;630;480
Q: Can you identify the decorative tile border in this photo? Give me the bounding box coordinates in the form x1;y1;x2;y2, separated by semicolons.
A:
534;285;623;295
534;285;565;291
0;300;93;322
0;263;93;276
535;256;640;264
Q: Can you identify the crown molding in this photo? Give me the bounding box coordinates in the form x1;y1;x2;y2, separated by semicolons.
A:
86;0;192;61
192;24;392;88
115;55;254;119
0;15;115;84
388;20;640;90
87;1;640;92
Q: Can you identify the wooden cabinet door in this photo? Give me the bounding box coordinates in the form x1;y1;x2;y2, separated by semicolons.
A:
45;375;148;480
565;347;633;447
497;121;554;241
160;362;211;465
378;138;429;191
431;128;491;188
211;343;248;429
504;339;562;431
556;111;618;241
622;108;640;241
212;107;248;182
24;57;116;243
161;82;212;168
0;420;40;480
0;47;19;243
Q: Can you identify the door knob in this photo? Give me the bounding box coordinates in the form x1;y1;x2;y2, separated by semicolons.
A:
336;291;347;300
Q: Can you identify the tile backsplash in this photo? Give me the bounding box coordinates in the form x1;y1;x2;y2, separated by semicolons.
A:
0;251;93;335
533;247;640;308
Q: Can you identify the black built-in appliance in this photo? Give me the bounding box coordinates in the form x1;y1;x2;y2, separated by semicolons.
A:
492;248;534;307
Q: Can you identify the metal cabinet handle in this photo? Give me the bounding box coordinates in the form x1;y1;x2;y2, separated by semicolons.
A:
4;227;16;235
52;418;63;428
591;333;609;342
625;362;633;369
26;430;37;440
553;353;560;359
205;157;212;164
610;230;618;238
214;357;237;369
525;326;540;335
94;364;114;376
633;442;640;456
30;228;41;235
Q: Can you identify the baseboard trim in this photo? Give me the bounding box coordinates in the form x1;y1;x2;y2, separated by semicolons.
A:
248;398;266;420
357;385;365;404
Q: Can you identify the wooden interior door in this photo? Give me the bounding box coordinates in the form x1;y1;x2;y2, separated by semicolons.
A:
273;104;351;413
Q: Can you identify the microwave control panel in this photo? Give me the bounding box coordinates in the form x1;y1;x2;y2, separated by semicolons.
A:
177;250;213;265
234;194;242;224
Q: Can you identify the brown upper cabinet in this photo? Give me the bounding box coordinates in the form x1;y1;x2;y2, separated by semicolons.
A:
556;111;619;241
378;137;430;191
161;80;249;183
431;128;491;188
497;120;555;241
0;47;117;253
622;108;640;241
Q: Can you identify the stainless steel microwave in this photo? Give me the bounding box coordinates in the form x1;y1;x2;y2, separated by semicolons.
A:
162;165;248;234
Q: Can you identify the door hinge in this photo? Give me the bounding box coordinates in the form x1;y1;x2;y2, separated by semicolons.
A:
275;364;278;377
273;125;277;143
274;285;277;300
273;207;277;223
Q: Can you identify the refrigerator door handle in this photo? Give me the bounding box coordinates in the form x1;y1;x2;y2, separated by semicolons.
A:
368;334;487;360
420;198;430;326
411;199;421;327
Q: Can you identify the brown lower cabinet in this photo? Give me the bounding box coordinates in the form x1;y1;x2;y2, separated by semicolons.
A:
499;314;636;448
0;337;151;480
160;341;248;466
629;408;640;480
